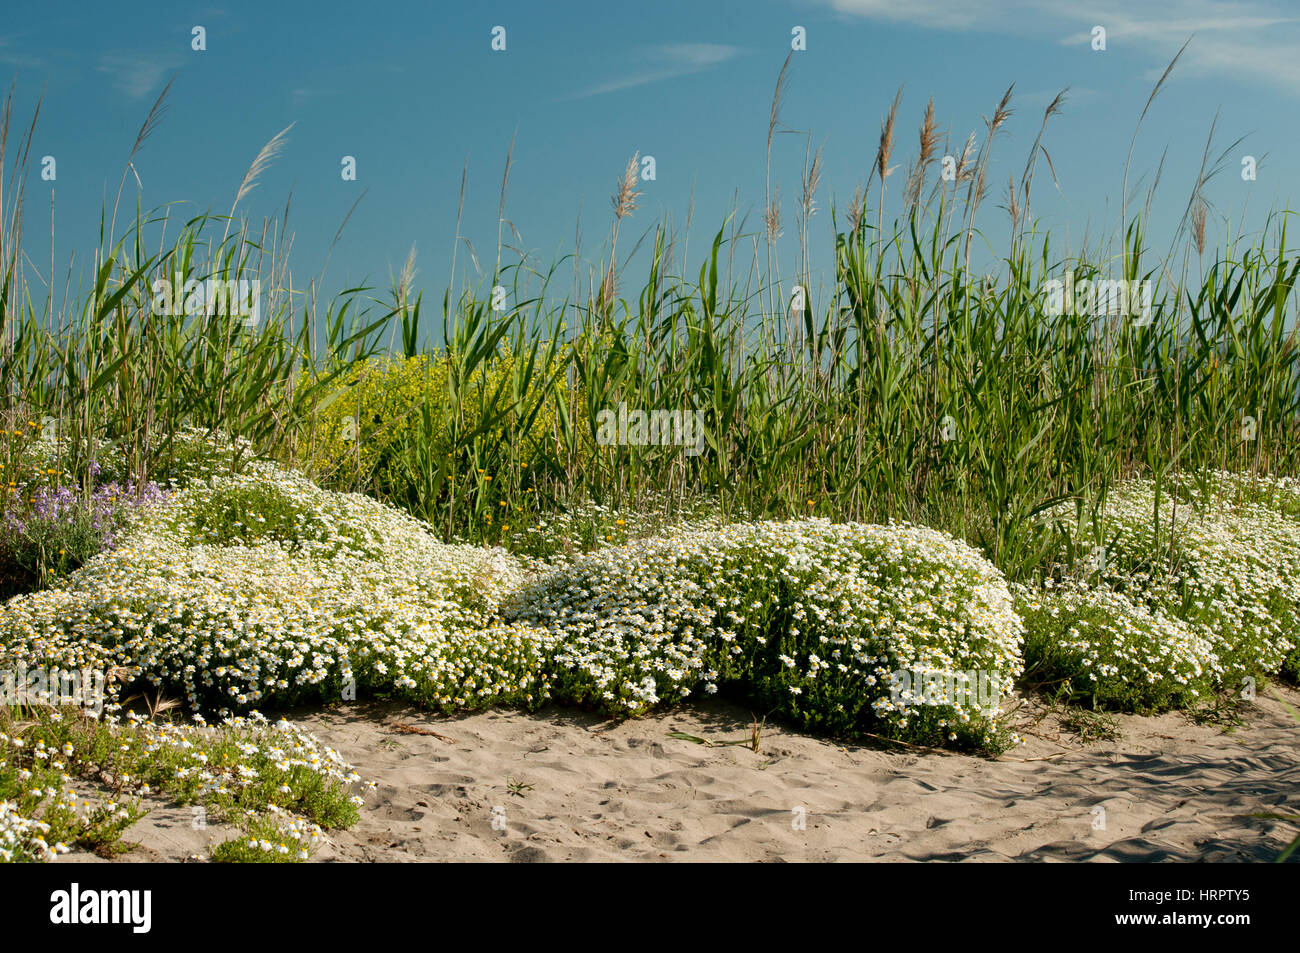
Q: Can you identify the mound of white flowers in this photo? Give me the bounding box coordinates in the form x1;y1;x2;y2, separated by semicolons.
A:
1023;471;1300;709
507;519;1025;749
1017;585;1218;710
0;461;557;718
0;457;1026;749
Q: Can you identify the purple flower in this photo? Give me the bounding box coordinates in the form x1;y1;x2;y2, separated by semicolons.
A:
2;474;168;565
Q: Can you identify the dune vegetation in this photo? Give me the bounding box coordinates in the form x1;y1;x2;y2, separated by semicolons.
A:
3;48;1300;861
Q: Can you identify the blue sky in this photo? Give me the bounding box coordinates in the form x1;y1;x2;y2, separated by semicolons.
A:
4;0;1298;331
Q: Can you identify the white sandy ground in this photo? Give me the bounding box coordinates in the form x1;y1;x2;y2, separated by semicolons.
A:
65;684;1300;863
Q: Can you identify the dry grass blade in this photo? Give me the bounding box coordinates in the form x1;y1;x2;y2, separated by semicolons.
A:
0;82;42;344
801;142;824;221
232;122;296;213
1139;36;1192;125
313;187;370;295
389;723;458;744
109;74;175;242
989;84;1014;134
598;261;617;308
764;51;794;319
875;85;904;183
397;241;418;306
1018;87;1067;224
330;188;368;251
1192;198;1207;256
613;152;641;220
955;132;977;185
496;131;516;276
128;75;175;162
765;183;783;242
499;133;515;222
962;84;1014;273
1122;36;1192;267
847;183;865;234
121;688;182;719
905;97;939;213
768;51;793;150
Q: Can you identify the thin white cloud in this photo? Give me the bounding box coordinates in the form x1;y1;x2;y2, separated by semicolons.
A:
657;43;742;69
291;87;335;106
96;52;179;99
821;0;1005;30
566;43;742;99
0;35;44;69
820;0;1300;95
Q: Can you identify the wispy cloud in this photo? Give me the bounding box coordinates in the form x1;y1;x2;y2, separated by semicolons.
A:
0;34;45;69
291;87;335;106
820;0;1300;95
96;52;180;99
821;0;1004;30
566;43;743;99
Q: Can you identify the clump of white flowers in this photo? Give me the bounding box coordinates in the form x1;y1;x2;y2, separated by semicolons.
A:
1016;585;1217;710
0;705;367;864
30;433;1300;755
507;518;1025;749
2;696;369;863
0;461;555;718
1025;471;1300;708
0;798;66;863
0;448;1026;750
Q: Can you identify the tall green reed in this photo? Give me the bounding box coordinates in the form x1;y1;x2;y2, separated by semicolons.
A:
2;62;1299;582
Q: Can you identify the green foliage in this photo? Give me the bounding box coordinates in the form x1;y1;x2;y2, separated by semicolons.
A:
4;120;1300;583
0;500;111;598
1282;651;1300;685
180;480;313;547
1019;590;1214;712
308;345;567;536
0;703;365;863
0;427;164;598
210;815;313;863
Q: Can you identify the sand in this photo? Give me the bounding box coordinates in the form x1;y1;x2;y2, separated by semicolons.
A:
70;683;1300;863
